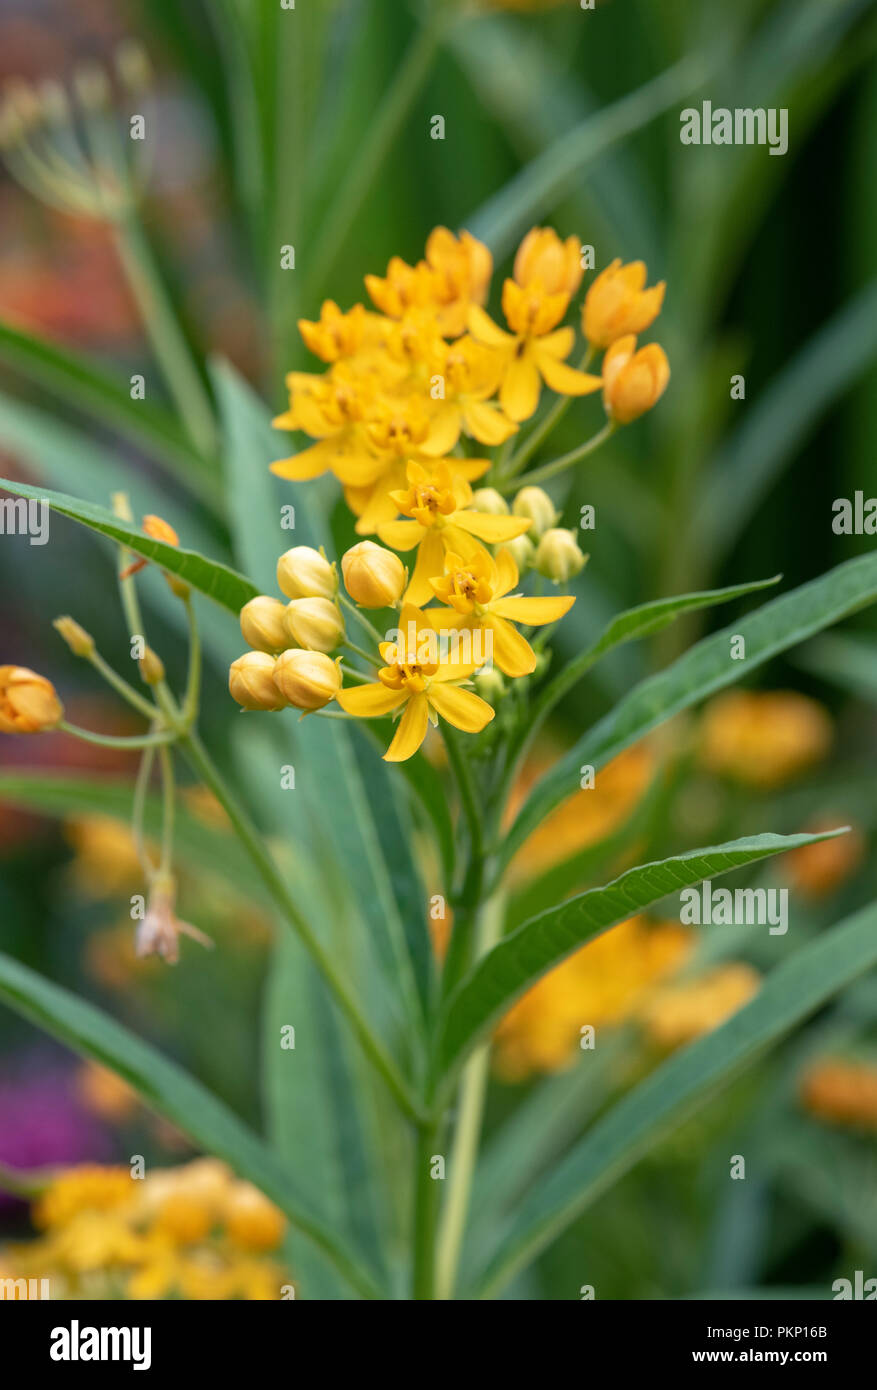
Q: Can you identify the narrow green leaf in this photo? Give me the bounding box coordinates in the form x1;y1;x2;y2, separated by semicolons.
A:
0;952;383;1299
0;475;257;615
467;51;714;258
436;830;842;1089
467;896;877;1299
0;319;213;494
503;553;877;873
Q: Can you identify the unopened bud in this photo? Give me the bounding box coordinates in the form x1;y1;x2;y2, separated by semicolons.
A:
284;597;344;653
470;487;510;516
534;528;587;583
139;646;165;685
240;596;289;654
228;652;286;711
502;534;536;577
273;649;341;712
276;546;337;601
53;616;95;658
512;486;558;538
474;666;506;703
0;666;63;734
341;541;405;609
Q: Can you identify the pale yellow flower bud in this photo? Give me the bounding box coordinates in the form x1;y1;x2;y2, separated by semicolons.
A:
53;616;95;658
502;534;536;576
470;487;510;516
284;597;344;653
228;652;286;711
0;666;63;734
534;528;587;583
341;540;406;608
139;646;165;686
276;545;337;600
273;649;341;711
240;596;289;653
512;486;559;538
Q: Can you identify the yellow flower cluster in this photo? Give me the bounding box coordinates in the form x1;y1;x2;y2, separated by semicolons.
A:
638;963;761;1050
229;227;669;760
698;690;832;788
3;1160;289;1301
799;1057;877;1133
493;916;691;1081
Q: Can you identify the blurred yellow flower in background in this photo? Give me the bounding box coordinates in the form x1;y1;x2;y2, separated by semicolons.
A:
799;1057;877;1133
64;815;144;896
698;690;832;787
493;916;692;1081
786;818;865;899
637;964;761;1051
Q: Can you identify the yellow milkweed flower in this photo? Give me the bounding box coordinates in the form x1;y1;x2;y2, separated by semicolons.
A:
493;916;692;1081
601;334;670;423
336;602;494;761
698;690;832;787
270;368;380;487
425;335;519;450
583;259;666;348
799;1057;877;1133
34;1166;133;1229
429;545;574;677
468;278;602;422
298;300;376;362
0;665;63;734
637;963;761;1050
365;227;492;338
513;227;583;297
377;459;531;605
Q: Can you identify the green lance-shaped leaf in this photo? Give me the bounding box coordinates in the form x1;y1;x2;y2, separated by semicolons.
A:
0;952;384;1300
0;475;258;615
434;830;842;1091
502;552;877;876
466;895;877;1299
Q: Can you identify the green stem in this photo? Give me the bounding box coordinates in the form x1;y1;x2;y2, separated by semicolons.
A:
305;11;447;303
498;420;616;493
112;208;217;458
435;889;507;1300
158;744;175;874
441;730;485;990
412;1120;443;1299
87;648;160;721
338;592;386;646
503;346;596;478
132;739;158;878
59;721;175;750
343;638;379;667
180;731;426;1125
181;593;202;723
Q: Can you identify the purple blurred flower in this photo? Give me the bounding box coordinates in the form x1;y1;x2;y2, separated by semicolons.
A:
0;1055;113;1212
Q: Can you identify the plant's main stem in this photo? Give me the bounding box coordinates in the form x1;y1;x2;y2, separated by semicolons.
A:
498;420;616;493
435;889;506;1300
412;1120;442;1300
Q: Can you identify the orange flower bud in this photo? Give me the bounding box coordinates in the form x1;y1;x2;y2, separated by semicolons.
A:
53;616;95;658
138;646;165;686
341;541;406;608
602;336;670;424
514;228;583;298
0;665;63;734
228;652;286;711
225;1182;286;1251
273;649;341;711
583;259;665;348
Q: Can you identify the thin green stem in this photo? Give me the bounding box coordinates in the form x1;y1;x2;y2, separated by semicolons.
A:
412;1120;443;1299
158;744;175;875
498;420;616;493
86;648;160;721
343;638;379;667
59;721;175;750
503;346;596;479
132;740;158;878
112;207;217;458
338;592;386;646
180;731;426;1125
435;889;507;1300
181;593;202;723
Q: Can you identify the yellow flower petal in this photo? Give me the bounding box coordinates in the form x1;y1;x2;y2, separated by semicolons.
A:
484;614;538;677
377;519;426;552
461;400;518;446
452;512;532;543
491;594;576;625
494;546;519;598
536;352;603;397
500;353;542;422
467;303;515;349
427;682;495;734
404;529;446;606
384;693;430;761
337;683;407;717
